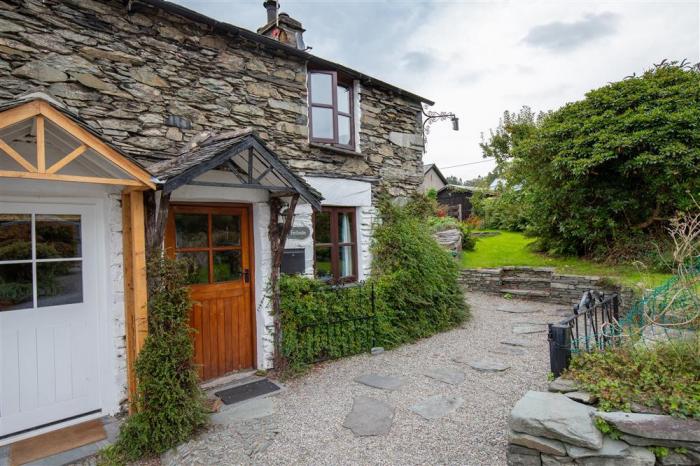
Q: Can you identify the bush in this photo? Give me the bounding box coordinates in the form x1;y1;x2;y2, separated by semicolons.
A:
427;215;475;251
372;196;469;345
565;336;700;418
102;257;207;464
475;186;530;232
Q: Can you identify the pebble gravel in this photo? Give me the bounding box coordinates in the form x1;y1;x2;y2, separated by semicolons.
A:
165;292;564;465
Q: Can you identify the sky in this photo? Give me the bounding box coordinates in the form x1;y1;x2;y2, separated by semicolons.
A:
172;0;700;181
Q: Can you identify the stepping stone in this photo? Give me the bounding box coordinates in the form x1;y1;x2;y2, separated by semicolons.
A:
491;346;526;356
354;374;403;391
343;396;394;436
548;377;580;393
564;391;597;404
501;338;536;348
497;306;539;314
423;367;465;385
410;395;464;420
453;355;510;372
513;324;547;334
210;397;274;425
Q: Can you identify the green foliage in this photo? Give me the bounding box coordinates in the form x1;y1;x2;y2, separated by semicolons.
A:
278;196;469;375
649;446;670;459
481;63;700;258
279;275;376;375
427;215;476;251
593;417;622;440
426;187;438;200
566;335;700;418
473;186;530;231
102;257;207;464
372;197;469;345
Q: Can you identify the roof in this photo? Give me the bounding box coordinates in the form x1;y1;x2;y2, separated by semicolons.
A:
437;184;483;194
149;129;323;210
128;0;434;106
422;163;448;185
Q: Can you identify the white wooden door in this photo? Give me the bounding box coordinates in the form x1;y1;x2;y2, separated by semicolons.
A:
0;202;101;438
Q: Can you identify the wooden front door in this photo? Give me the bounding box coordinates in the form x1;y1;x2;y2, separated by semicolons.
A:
165;204;254;380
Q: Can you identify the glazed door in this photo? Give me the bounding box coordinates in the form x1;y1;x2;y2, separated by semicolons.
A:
166;204;254;381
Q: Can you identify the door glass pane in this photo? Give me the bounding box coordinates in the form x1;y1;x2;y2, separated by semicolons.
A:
338;115;351;145
0;214;31;261
37;261;83;307
177;251;209;284
315;246;332;281
212;215;241;247
175;213;208;248
310;73;332;105
339;246;354;278
36;214;81;259
311;107;333;139
314;211;331;243
337;85;350;113
0;263;33;311
338;212;354;243
213;250;242;282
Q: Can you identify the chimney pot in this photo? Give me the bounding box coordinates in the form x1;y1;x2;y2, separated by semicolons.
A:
263;0;278;24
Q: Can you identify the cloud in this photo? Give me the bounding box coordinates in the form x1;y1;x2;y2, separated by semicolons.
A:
401;51;438;72
522;12;620;52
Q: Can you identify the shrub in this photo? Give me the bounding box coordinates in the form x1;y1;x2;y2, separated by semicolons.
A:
102;257;207;464
427;215;475;251
372;196;469;345
565;335;700;419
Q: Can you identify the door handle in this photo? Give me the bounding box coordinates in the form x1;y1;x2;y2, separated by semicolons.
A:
243;269;250;283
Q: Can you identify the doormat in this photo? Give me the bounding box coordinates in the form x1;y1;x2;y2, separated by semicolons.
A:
215;379;281;405
9;419;106;466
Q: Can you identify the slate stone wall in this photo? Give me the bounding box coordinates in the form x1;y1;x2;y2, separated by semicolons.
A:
507;388;700;466
460;267;634;308
0;0;424;196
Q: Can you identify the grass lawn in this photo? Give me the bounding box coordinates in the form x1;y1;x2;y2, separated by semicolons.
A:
461;231;671;287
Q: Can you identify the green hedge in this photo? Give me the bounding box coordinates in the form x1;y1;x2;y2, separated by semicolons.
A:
279;196;469;374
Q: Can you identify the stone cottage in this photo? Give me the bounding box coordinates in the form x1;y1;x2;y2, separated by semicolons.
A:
0;0;433;443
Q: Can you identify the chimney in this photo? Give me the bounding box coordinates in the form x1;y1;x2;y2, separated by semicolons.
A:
258;2;307;50
263;0;278;25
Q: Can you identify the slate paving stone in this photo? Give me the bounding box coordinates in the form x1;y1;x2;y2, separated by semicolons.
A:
211;397;275;425
496;306;540;314
491;346;526;356
453;355;511;372
423;367;465;385
354;374;403;391
512;324;548;334
343;396;395;436
501;338;537;347
410;395;464;420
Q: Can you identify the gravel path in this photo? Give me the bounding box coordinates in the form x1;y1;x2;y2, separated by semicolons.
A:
166;292;566;466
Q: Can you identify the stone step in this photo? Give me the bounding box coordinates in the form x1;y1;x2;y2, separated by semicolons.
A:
501;277;551;284
500;289;550;298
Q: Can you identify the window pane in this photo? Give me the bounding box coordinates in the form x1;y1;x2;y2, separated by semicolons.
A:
338;115;351;146
213;250;242;282
311;107;334;140
0;263;33;311
315;247;332;281
36;214;81;259
338;211;354;243
339;246;354;278
37;261;83;307
212;215;240;247
310;73;332;105
0;214;31;261
337;85;350;113
314;211;331;244
175;213;208;249
177;251;209;284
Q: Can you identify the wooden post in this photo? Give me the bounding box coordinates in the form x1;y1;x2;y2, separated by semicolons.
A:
122;189;149;411
268;194;299;370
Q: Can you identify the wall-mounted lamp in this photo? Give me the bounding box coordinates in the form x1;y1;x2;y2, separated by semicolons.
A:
422;106;459;145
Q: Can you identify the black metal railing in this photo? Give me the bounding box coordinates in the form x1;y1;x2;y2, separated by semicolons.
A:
285;281;377;364
548;291;621;377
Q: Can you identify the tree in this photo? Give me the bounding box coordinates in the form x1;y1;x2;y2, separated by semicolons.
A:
507;62;700;257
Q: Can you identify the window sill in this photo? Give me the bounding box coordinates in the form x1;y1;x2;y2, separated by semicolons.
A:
309;142;363;157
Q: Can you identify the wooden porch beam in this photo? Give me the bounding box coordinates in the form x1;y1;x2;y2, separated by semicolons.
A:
0;138;37;173
0;170;145;186
47;144;87;174
36;115;45;173
0;101;40;130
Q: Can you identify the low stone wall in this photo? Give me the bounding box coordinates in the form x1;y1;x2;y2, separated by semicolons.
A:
507;383;700;466
459;267;634;308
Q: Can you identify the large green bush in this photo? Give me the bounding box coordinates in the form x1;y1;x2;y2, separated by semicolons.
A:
102;257;207;464
278;196;469;374
481;63;700;258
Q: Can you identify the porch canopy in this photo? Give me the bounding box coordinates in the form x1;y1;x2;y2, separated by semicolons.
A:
148;129;322;210
0;93;154;189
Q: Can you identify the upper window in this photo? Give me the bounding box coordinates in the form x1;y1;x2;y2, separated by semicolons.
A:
313;207;357;283
308;71;354;149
